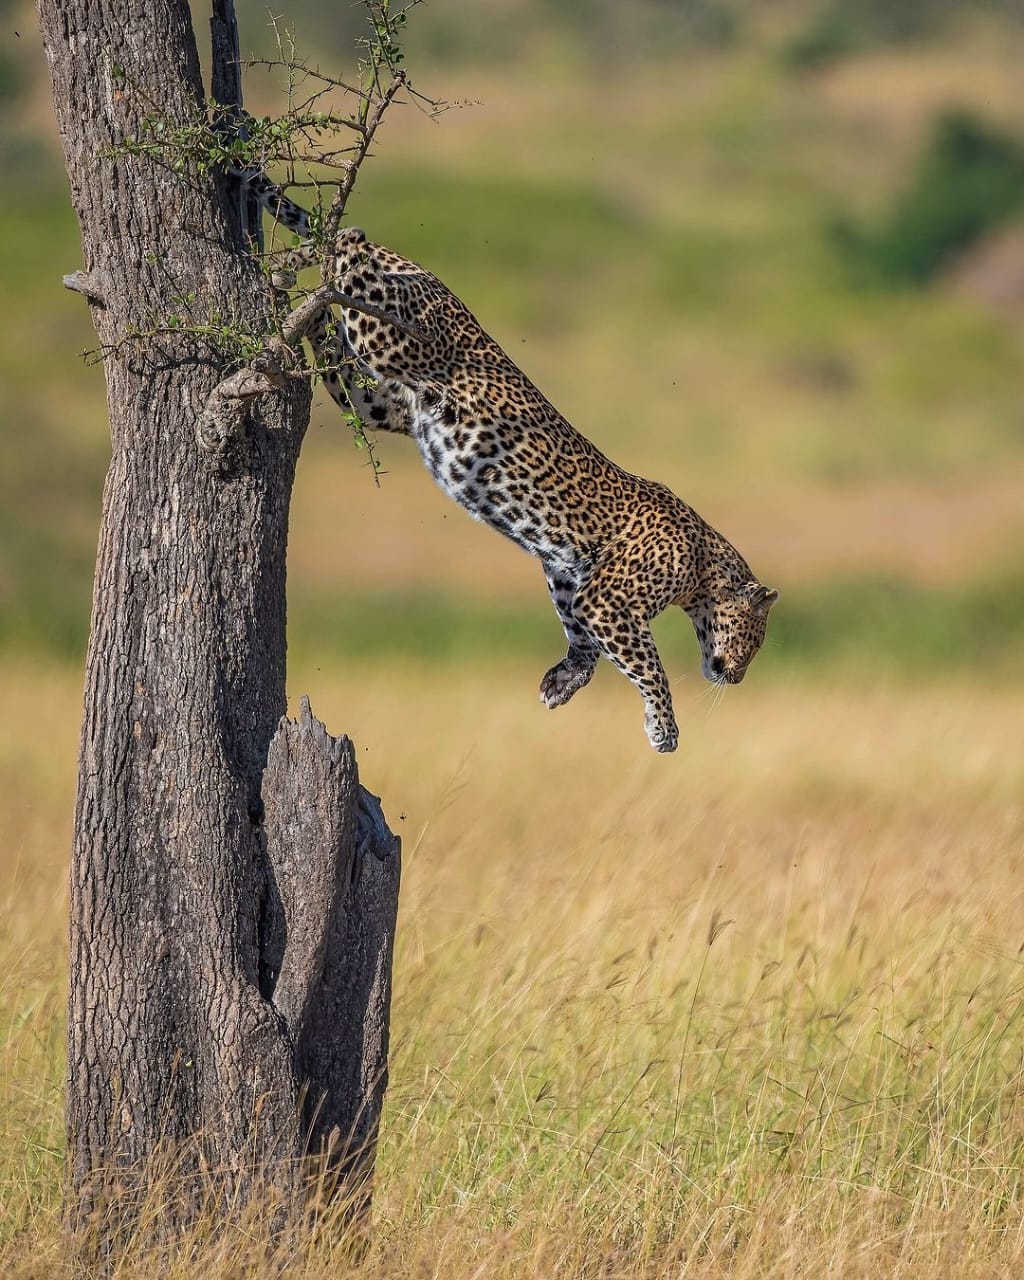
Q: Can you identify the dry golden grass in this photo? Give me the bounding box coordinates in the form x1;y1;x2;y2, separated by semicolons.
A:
2;657;1024;1277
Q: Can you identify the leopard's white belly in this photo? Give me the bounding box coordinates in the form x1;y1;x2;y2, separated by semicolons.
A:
409;399;580;576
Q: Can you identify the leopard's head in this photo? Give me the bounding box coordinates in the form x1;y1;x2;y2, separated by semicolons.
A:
684;581;779;685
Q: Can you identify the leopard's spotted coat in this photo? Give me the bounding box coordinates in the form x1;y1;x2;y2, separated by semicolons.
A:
241;172;778;751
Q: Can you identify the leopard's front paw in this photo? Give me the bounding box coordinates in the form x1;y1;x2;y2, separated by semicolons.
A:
539;660;588;709
645;712;679;753
270;268;297;290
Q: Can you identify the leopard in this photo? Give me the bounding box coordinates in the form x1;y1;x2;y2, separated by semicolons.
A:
237;169;778;752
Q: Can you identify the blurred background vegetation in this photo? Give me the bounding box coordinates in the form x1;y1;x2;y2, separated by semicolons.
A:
2;0;1023;677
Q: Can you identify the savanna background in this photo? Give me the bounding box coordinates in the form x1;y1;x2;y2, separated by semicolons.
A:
2;0;1024;1275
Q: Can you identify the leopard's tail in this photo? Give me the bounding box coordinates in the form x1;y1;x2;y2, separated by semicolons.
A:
233;166;313;239
218;104;317;239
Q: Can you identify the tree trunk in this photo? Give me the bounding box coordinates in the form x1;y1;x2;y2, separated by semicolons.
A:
262;700;401;1224
36;0;399;1250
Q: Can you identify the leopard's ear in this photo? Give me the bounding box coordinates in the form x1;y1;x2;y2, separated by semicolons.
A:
749;584;779;617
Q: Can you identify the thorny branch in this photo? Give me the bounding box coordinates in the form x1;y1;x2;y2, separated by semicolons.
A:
195;284;425;458
245;57;371;102
237;1;446;256
81;282;423;376
317;68;408;278
328;288;427;344
195;1;440;464
79;2;445;472
276;281;427;350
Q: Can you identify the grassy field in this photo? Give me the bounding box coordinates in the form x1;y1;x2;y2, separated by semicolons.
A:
3;659;1024;1277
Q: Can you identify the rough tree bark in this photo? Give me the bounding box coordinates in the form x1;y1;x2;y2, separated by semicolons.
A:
37;0;400;1249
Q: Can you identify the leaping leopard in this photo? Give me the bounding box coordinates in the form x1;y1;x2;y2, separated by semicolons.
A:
237;169;778;752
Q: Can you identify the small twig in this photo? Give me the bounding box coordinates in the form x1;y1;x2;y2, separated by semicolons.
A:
244;56;371;101
279;285;339;347
276;277;428;345
319;69;408;275
328;287;427;344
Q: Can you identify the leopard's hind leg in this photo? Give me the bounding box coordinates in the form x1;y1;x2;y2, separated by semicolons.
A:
539;568;600;708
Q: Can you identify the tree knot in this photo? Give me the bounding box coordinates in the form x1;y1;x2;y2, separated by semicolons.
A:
195;340;299;458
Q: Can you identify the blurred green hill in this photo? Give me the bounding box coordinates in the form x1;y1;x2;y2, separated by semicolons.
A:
2;0;1023;671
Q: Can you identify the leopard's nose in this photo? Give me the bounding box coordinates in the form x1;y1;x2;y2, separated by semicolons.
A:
710;656;725;676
